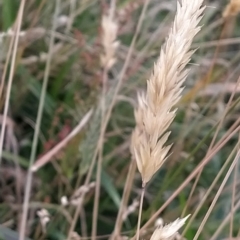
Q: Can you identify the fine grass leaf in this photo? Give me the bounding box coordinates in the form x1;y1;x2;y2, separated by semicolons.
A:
1;0;16;30
2;150;29;168
28;76;55;115
16;66;56;115
50;54;78;99
179;192;187;212
101;170;121;208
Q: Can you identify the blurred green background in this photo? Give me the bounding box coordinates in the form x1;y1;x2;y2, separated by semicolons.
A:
1;0;240;239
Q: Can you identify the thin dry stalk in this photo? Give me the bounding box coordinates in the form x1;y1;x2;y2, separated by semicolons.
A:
111;160;137;239
92;139;104;240
0;26;15;107
65;0;76;33
19;0;60;238
133;119;240;238
182;142;239;236
0;0;26;167
230;132;239;239
192;37;240;49
136;185;145;240
210;199;240;240
31;109;93;172
193;149;240;240
182;77;240;217
80;208;87;238
28;0;47;29
186;77;240;237
230;149;238;239
131;0;205;238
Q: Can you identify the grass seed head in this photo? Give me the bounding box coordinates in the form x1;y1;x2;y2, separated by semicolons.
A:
101;14;119;70
131;0;205;185
150;215;190;240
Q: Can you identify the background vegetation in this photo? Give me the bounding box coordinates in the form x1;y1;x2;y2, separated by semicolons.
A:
0;0;240;239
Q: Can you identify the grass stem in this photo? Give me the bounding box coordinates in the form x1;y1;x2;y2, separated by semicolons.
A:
136;183;145;240
0;0;26;167
91;67;108;240
111;160;136;239
19;0;60;238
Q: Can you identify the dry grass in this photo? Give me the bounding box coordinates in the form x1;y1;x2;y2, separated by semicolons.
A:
150;215;190;240
131;0;205;186
131;1;205;239
1;0;240;240
100;13;119;70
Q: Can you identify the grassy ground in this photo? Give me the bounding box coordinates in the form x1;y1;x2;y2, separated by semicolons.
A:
1;0;240;239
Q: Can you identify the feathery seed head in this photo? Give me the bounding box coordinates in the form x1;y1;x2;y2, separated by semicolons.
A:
150;215;190;240
101;14;119;70
131;0;205;185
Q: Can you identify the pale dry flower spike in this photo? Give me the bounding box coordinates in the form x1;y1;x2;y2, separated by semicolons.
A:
131;0;205;185
100;14;119;70
150;215;190;240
